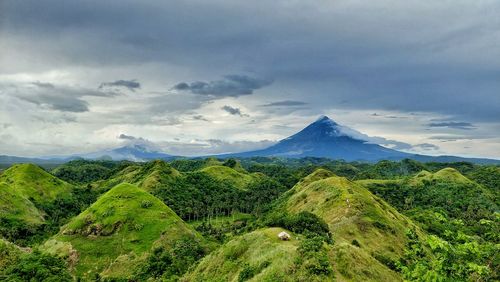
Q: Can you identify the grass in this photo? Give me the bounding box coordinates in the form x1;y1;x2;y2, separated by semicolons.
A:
42;182;202;280
93;160;180;192
0;164;74;236
0;182;44;225
200;165;256;190
0;163;73;206
182;227;308;282
278;169;423;281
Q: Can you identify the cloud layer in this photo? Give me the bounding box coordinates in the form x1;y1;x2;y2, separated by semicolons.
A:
0;1;499;158
173;75;272;97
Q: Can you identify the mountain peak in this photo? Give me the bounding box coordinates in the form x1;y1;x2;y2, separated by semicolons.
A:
312;115;339;129
315;115;336;124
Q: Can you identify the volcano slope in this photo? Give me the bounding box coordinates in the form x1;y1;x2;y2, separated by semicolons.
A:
42;183;204;280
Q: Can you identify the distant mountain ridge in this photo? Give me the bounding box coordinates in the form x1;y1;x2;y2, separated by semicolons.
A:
1;144;174;165
77;144;174;161
220;116;499;163
1;116;499;164
222;116;410;161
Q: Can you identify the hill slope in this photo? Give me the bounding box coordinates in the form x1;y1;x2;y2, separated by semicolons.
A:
0;182;44;225
0;164;75;243
42;183;202;279
93;160;180;192
357;168;498;231
277;169;421;281
0;163;73;206
200;165;256;190
183;227;331;282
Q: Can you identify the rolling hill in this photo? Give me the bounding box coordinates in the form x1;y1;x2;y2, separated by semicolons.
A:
0;163;73;206
182;227;325;281
92;160;181;192
0;182;44;225
357;168;498;227
0;164;75;243
42;182;203;280
273;169;423;281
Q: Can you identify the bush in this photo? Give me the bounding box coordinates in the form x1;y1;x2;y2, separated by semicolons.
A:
238;261;271;282
1;250;72;282
140;200;153;208
265;211;333;243
134;238;205;280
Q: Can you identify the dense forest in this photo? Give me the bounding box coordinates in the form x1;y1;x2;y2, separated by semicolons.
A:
0;157;498;281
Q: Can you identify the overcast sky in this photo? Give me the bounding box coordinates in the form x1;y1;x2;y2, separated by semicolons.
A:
1;0;499;158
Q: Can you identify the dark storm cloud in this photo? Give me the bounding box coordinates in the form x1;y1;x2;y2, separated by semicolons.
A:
99;80;141;91
118;134;137;140
2;82;118;112
427;122;476;130
173;75;272;97
31;82;55;89
261;100;308;107
192;115;209;121
413;143;440;150
221;105;246;116
1;1;500;124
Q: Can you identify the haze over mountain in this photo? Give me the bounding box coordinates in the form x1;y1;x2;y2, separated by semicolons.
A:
1;116;498;164
220;116;499;163
224;116;409;161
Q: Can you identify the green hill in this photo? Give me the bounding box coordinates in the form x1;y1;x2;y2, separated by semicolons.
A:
276;169;420;281
183;227;331;282
0;163;73;206
0;164;75;244
357;168;497;226
42;182;202;280
184;169;420;281
93;160;180;192
0;182;44;225
357;168;499;280
357;167;498;245
200;165;256;190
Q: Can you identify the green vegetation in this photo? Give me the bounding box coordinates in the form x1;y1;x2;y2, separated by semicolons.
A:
272;169;420;281
0;158;497;280
150;166;286;221
183;227;333;281
42;183;203;280
0;238;72;281
52;159;129;184
0;163;97;245
359;168;499;280
92;160;181;193
200;165;255;190
0;163;73;206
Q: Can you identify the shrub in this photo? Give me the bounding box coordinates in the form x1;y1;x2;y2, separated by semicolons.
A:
2;250;72;281
265;211;333;243
140;200;153;208
134;238;205;280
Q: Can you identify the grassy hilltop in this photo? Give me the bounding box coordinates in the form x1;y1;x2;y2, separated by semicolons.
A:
43;183;203;280
0;158;497;281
